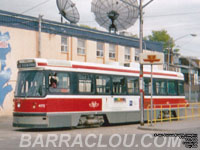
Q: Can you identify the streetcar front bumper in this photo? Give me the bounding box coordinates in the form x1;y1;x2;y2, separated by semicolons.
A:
13;112;48;128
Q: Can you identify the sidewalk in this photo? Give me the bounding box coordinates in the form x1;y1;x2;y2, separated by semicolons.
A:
138;118;200;131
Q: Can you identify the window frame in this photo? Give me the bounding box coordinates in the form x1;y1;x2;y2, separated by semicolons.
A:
135;48;140;62
15;70;46;98
112;75;127;95
166;80;178;95
109;44;116;59
96;42;104;58
178;80;185;96
95;75;111;95
125;47;131;61
47;71;71;95
61;36;68;53
78;73;94;94
153;79;167;95
77;38;86;55
127;77;139;95
144;78;151;95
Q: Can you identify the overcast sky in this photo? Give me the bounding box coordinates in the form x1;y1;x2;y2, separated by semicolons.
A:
0;0;200;58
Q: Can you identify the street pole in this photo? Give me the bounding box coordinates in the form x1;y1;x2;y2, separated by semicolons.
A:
139;0;144;126
150;64;153;126
167;34;197;70
167;46;170;70
119;0;154;126
189;60;192;102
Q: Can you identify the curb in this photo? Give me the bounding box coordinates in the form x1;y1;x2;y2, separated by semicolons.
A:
137;126;173;132
137;126;174;131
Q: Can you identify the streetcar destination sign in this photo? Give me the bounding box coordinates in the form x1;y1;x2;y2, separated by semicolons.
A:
139;53;164;65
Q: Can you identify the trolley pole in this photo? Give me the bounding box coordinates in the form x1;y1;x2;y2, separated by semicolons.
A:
139;0;144;126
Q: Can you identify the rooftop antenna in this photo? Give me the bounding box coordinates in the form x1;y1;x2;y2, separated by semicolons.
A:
91;0;139;33
56;0;80;24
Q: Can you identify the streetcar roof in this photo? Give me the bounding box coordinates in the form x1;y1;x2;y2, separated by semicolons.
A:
17;58;184;80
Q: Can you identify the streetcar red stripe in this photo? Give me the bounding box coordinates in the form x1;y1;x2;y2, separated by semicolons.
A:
37;63;178;77
14;97;187;113
144;98;187;109
72;64;178;77
72;64;139;74
14;98;102;113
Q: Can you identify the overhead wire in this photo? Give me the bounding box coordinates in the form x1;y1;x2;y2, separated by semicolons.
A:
80;10;200;24
3;0;200;32
20;0;51;15
144;11;200;18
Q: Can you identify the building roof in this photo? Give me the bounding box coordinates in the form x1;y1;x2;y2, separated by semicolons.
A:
0;10;163;52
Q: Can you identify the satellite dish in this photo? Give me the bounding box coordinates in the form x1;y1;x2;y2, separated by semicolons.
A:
56;0;80;24
91;0;139;33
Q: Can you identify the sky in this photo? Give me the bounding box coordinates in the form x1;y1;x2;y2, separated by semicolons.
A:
0;0;200;58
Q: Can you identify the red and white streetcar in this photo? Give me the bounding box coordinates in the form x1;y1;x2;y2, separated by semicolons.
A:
13;58;188;128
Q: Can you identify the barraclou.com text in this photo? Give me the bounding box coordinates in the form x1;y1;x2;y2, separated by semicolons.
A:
19;133;182;148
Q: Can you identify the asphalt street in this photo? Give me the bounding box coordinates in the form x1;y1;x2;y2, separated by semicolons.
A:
0;116;199;150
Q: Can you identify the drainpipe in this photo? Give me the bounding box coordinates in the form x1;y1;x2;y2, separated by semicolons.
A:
38;15;43;58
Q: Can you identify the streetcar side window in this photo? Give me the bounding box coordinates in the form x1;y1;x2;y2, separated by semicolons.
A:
167;80;178;95
112;76;126;95
96;75;111;94
154;79;167;95
144;78;151;95
49;72;70;93
178;81;184;95
127;77;139;94
78;74;94;93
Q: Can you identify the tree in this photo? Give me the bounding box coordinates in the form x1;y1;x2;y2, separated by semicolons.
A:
145;30;181;67
145;30;175;50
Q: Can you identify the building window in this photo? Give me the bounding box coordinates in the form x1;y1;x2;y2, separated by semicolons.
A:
135;48;140;62
77;38;86;55
96;42;104;57
109;44;116;59
61;36;68;52
125;47;131;61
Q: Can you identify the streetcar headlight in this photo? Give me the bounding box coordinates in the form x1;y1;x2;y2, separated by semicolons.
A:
17;102;21;108
33;103;37;109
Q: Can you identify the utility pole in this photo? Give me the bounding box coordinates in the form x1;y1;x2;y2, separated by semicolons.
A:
167;40;171;70
38;15;43;58
189;59;192;102
119;0;154;126
139;0;144;126
167;34;197;70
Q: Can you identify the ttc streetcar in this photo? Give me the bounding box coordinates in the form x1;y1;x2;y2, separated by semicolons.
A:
13;58;188;128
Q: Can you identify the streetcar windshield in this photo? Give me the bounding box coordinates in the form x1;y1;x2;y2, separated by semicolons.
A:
15;71;46;97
